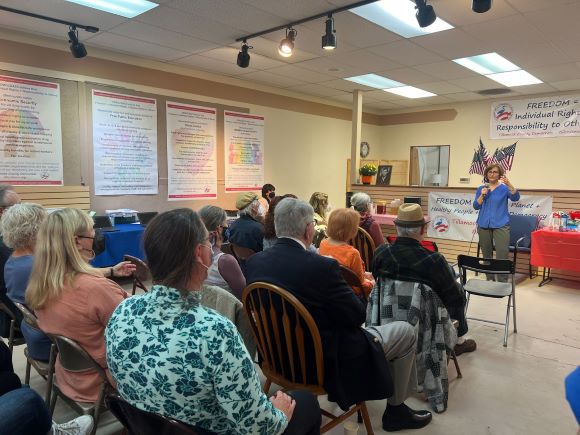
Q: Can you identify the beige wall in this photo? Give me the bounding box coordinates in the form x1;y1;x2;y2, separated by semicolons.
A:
373;98;580;190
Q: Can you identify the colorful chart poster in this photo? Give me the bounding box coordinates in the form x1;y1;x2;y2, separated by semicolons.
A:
427;192;552;242
92;90;158;195
0;75;63;185
490;94;580;139
224;111;264;192
166;102;217;200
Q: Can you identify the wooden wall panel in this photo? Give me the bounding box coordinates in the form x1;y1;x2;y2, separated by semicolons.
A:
15;185;90;211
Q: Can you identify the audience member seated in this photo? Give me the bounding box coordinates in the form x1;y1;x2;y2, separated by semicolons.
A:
199;205;246;300
263;194;297;250
309;192;329;248
0;340;94;435
228;192;264;253
0;203;52;361
319;208;373;301
259;183;276;213
371;203;476;357
350;192;385;248
245;198;432;432
0;184;21;339
26;208;129;402
106;208;321;435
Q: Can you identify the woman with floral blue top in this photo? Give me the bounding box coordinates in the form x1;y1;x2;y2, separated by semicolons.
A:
105;208;321;435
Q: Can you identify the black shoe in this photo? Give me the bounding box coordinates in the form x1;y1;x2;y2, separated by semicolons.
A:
382;403;432;432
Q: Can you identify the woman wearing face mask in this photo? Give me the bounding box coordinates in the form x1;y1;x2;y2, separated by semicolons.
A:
198;205;246;300
26;208;130;403
106;208;321;435
259;183;276;213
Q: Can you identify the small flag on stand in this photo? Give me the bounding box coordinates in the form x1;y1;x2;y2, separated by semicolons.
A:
491;142;517;171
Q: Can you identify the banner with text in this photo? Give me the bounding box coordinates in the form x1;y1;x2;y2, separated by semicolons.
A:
428;192;552;242
490;94;580;139
166;102;217;200
92;90;158;195
0;75;63;185
224;111;264;192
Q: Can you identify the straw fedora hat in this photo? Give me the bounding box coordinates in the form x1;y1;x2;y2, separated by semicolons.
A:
393;203;427;227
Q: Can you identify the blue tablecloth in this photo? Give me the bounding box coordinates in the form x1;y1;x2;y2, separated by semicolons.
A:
92;224;146;267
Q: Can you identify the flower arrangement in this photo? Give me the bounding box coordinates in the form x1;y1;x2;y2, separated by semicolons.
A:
359;163;378;176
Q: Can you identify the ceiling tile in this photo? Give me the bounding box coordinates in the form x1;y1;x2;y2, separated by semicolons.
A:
523;1;580;43
109;21;218;54
413;29;492;60
415;61;478;81
507;0;572;13
292;57;364;78
263;65;334;83
498;43;569;70
417;81;467;94
528;63;580;83
321;79;376;92
172;54;258;76
237;70;309;88
462;14;546;50
432;0;519;26
286;83;348;98
452;76;505;92
368;40;445;66
239;0;333;21
204;46;286;70
551;79;580;92
330;50;403;72
445;92;488;101
88;33;191;61
374;67;437;86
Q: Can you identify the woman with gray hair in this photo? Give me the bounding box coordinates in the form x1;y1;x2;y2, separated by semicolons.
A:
0;203;52;361
198;205;246;300
350;192;385;248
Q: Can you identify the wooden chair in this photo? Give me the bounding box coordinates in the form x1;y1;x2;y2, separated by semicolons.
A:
339;265;368;306
123;255;151;295
46;333;112;435
105;393;214;435
13;302;57;404
349;227;375;272
242;282;374;434
0;301;25;353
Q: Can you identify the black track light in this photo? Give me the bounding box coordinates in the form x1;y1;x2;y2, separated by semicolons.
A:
68;26;87;58
321;15;337;50
278;28;297;58
414;0;436;28
472;0;492;13
237;40;251;68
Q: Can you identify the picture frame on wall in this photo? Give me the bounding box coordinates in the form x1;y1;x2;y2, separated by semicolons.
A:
376;165;392;186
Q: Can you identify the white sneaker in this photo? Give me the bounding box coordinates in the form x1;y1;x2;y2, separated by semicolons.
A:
51;415;94;435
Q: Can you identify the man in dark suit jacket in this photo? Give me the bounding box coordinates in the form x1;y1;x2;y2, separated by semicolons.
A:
245;198;432;432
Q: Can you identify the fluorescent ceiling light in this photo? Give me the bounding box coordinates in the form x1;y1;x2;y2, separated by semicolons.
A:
384;86;436;98
345;74;403;89
486;70;542;87
453;53;520;75
350;0;453;38
65;0;158;18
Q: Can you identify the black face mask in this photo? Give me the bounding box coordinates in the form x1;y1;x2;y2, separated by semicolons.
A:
268;191;276;199
92;229;106;256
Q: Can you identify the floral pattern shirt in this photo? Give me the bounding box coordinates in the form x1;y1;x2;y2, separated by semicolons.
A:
105;285;287;435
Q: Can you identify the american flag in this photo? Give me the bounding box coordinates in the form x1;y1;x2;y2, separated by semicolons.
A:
469;149;486;175
479;138;492;166
491;142;517;171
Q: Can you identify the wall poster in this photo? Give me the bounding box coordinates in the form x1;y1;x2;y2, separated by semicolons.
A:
166;102;217;200
0;75;63;185
224;111;264;192
92;90;158;195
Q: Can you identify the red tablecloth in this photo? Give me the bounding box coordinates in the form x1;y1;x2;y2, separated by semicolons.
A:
531;228;580;272
372;213;431;226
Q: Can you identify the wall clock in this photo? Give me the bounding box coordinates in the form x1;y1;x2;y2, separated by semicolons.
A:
360;141;370;158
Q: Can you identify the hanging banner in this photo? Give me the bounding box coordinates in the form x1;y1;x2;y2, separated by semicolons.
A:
92;90;158;195
224;111;264;192
427;192;552;242
166;102;217;200
490;94;580;139
0;75;63;185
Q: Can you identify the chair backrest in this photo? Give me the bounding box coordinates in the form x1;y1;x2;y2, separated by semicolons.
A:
137;211;158;226
105;394;207;435
338;265;367;304
457;255;515;282
45;333;108;380
13;302;40;330
349;227;376;271
386;235;438;252
0;302;16;321
123;255;151;294
508;214;538;249
242;282;325;394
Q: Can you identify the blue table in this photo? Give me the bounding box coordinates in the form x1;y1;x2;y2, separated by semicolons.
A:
92;224;146;267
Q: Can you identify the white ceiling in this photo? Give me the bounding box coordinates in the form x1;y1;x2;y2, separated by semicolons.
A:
1;0;579;112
